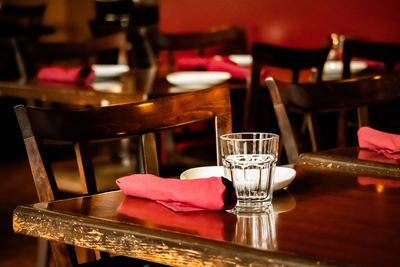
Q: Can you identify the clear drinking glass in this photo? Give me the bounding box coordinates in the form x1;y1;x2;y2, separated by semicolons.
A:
220;132;279;211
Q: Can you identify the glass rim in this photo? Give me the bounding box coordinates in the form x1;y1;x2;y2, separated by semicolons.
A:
220;132;279;141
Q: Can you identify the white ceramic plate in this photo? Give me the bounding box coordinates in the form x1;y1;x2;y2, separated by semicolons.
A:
166;71;231;88
228;54;253;66
180;166;296;192
93;64;130;78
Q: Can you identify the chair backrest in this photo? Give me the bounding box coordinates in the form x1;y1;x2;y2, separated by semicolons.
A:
244;42;330;131
32;31;130;67
15;85;232;202
266;71;400;164
0;3;46;27
250;42;331;84
342;39;400;78
153;25;247;73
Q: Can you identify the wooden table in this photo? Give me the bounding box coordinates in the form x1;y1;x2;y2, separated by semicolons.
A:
0;67;245;106
0;68;158;107
13;147;400;266
0;68;246;130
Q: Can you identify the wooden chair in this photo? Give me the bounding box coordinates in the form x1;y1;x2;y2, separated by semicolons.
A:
266;71;400;164
339;39;400;146
342;39;400;79
152;25;247;73
148;25;244;171
14;85;232;266
27;31;130;70
243;42;330;132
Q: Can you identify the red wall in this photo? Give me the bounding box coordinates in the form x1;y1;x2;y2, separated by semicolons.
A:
159;0;400;50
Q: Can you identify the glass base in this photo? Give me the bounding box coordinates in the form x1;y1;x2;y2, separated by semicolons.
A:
230;199;272;213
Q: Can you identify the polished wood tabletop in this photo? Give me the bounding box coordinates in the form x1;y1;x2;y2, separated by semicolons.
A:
13;148;400;266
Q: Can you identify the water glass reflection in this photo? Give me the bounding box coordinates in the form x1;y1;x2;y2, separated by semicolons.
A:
234;206;277;250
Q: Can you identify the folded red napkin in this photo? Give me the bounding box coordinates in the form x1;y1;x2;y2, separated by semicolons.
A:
358;127;400;159
176;55;250;81
37;66;95;84
206;57;249;81
116;174;237;212
176;56;210;71
353;58;385;72
117;196;237;240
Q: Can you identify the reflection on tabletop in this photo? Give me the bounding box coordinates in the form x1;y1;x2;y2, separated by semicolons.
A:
117;190;296;250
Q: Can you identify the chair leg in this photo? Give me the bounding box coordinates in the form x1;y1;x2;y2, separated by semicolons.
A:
37;239;50;267
305;113;321;152
357;105;369;127
10;37;27;85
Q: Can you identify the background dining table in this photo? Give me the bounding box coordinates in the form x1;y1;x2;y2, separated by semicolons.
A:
12;146;400;266
0;66;247;132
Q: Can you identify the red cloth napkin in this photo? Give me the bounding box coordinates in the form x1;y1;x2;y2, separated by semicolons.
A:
358;127;400;159
353;58;385;72
116;174;237;212
206;56;249;81
176;56;210;71
117;196;237;240
37;66;95;84
176;55;250;81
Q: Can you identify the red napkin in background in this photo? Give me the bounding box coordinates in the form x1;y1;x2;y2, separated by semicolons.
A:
358;127;400;159
176;56;210;71
117;196;237;240
206;56;250;81
116;174;237;212
353;58;386;72
176;55;250;81
37;66;95;84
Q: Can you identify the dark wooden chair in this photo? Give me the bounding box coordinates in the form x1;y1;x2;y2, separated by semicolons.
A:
342;39;400;79
266;71;400;164
148;25;245;170
14;85;232;266
243;42;330;132
27;31;130;70
339;39;400;146
152;25;247;73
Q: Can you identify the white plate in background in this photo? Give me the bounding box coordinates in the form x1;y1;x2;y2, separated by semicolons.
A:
180;166;296;192
228;54;253;66
93;64;130;78
166;71;231;88
92;81;122;92
323;60;367;80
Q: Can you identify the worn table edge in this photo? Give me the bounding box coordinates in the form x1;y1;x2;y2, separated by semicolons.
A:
13;204;339;267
